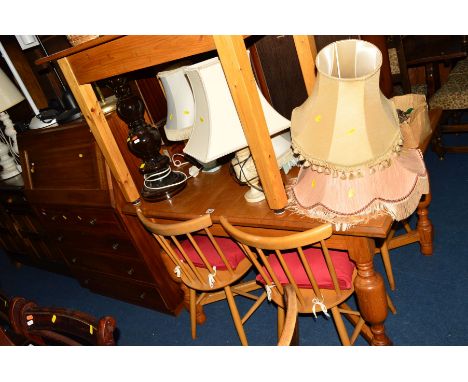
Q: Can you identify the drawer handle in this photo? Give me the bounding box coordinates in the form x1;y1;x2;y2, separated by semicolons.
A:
112;242;119;250
7;197;13;204
30;162;35;174
89;218;97;226
127;268;134;276
71;257;77;263
57;235;63;242
139;292;146;300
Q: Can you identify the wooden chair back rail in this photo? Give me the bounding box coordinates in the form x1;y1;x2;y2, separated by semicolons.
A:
222;216;342;305
219;216;332;249
137;209;212;236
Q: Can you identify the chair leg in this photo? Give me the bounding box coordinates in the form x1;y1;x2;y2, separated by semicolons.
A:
224;286;248;346
386;293;397;315
277;305;285;340
331;306;351;346
380;241;396;291
190;288;197;340
241;291;267;325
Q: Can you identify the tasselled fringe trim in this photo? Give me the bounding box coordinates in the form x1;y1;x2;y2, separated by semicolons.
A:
285;174;429;231
291;133;404;180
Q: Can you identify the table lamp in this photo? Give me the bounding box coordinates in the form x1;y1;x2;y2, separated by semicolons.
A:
182;57;296;202
0;40;57;130
157;66;195;142
0;68;24;179
289;39;429;229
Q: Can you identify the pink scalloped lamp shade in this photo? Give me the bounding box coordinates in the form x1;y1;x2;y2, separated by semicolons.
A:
288;40;429;229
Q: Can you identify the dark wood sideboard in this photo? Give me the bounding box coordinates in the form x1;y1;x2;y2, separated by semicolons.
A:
0;113;184;315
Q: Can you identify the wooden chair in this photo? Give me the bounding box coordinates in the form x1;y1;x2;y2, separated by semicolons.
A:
277;284;298;346
430;57;468;158
136;208;265;346
220;216;372;346
388;35;467;158
7;297;116;345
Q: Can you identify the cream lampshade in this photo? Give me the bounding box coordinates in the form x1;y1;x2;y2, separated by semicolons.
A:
183;56;296;202
157;66;195;141
289;39;429;229
0;68;24;179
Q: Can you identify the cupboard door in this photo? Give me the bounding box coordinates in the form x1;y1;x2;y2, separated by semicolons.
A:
19;121;107;191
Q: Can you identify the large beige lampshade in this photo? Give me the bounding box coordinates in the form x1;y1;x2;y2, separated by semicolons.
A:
292;39;403;176
0;69;24;112
289;39;429;230
183;57;290;165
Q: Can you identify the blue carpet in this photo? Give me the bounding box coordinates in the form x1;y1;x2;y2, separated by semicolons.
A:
1;147;468;346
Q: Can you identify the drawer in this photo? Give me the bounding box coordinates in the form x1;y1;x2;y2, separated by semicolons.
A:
0;192;28;209
63;250;154;284
36;205;123;233
51;230;137;259
72;269;171;313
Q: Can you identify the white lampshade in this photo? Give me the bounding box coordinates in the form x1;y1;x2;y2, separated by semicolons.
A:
0;68;24;113
183;57;290;165
157;66;195;141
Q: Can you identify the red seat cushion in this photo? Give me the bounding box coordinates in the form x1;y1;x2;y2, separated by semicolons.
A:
256;247;354;290
176;235;246;270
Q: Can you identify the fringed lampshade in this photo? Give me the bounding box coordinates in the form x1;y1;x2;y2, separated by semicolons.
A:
157;66;195;141
288;39;429;230
183;57;296;202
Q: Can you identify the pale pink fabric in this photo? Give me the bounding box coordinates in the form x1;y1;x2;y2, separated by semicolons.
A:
291;148;428;220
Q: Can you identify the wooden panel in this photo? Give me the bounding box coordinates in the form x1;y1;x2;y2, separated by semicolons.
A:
253;36;308;119
214;35;288;211
58;58;140;203
66;35;217;84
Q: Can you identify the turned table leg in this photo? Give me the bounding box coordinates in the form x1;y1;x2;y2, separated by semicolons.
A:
417;191;433;256
347;236;392;346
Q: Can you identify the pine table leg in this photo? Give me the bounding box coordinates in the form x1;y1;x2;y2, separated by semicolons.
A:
347;236;392;346
417;192;433;256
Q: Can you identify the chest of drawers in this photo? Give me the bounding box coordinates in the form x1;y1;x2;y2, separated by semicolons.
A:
0;113;183;315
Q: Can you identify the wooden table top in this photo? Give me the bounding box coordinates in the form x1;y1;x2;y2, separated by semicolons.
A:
135;164;393;239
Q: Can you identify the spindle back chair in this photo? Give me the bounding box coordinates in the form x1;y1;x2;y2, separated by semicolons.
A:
137;208;264;345
220;216;370;345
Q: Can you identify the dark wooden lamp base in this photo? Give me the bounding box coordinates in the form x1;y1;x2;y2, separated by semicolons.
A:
141;171;187;201
107;76;188;202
